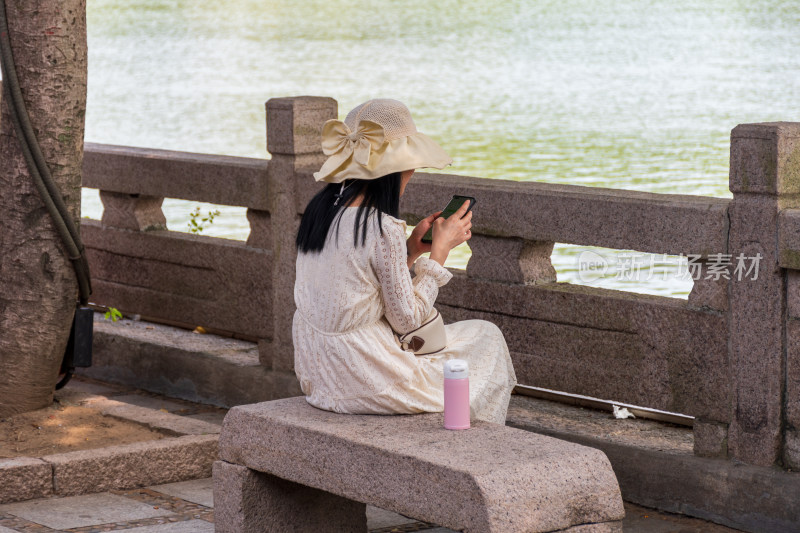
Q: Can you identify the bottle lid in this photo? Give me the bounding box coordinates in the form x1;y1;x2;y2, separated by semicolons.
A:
444;359;469;379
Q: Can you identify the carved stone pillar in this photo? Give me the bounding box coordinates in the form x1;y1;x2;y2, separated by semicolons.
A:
261;97;337;371
726;122;800;466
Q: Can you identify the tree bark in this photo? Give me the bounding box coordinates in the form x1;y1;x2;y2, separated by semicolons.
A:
0;0;87;416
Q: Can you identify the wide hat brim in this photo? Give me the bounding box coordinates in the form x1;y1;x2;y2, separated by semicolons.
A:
313;131;453;183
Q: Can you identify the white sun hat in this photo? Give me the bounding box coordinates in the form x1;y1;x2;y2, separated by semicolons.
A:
313;98;453;183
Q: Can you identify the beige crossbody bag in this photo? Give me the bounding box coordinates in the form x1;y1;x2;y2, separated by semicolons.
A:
396;308;447;356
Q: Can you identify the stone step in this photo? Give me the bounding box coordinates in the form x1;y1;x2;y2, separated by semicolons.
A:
78;312;300;408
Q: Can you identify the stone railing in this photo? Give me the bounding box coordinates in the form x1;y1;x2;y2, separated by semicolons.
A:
81;96;800;471
82;144;272;339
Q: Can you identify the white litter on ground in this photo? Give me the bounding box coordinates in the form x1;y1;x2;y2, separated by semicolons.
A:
612;405;636;419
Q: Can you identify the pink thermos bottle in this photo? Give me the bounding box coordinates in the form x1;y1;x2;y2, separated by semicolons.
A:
443;359;470;430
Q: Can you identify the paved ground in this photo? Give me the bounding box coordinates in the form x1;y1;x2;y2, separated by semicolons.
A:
0;376;745;532
0;476;744;533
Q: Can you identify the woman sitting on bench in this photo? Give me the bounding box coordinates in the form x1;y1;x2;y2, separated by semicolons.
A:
292;98;517;424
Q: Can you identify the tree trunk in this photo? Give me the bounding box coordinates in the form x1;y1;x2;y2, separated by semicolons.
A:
0;0;87;416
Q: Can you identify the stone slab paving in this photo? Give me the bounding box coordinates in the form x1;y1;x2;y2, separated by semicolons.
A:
111;395;191;414
0;377;746;533
146;479;214;508
184;411;226;426
622;502;743;533
366;507;418;529
0;474;440;533
0;484;213;533
0;477;747;532
115;520;215;533
0;492;176;529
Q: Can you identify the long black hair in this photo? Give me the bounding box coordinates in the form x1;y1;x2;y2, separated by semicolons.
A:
296;172;402;253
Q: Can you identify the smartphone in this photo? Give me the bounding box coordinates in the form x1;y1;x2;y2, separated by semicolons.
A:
421;195;476;244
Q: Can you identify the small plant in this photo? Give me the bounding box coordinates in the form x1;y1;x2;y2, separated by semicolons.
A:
104;307;123;322
188;206;221;234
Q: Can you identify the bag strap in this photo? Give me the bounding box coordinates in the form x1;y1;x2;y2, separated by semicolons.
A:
398;309;440;343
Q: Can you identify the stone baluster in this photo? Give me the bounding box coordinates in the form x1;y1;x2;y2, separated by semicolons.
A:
99;191;166;231
245;209;271;250
466;234;556;285
687;260;731;458
261;97;337;371
726;122;800;466
687;261;729;313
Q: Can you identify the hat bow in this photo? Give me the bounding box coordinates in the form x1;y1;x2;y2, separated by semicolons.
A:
317;119;385;179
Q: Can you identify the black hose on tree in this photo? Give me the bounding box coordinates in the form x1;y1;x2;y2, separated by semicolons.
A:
0;0;92;304
1;0;93;389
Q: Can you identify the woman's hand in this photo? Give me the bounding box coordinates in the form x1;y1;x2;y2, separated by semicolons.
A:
406;211;441;268
430;200;472;266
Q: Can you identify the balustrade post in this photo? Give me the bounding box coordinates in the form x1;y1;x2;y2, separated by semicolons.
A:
727;122;800;467
262;97;337;371
99;191;166;231
466;234;556;284
784;270;800;469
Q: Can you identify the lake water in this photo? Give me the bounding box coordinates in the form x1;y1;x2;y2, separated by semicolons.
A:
81;0;800;297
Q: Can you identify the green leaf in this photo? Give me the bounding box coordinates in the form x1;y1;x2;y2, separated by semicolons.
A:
104;307;123;322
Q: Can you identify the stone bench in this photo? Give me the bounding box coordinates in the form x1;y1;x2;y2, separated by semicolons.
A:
213;396;625;532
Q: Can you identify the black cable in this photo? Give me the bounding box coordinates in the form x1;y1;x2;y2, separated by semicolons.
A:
0;59;91;297
0;0;92;304
0;12;84;252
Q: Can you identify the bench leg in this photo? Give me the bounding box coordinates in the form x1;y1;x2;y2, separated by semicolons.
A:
213;460;368;533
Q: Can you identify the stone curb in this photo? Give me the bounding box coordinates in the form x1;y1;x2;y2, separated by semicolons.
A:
45;433;218;496
0;457;54;504
0;393;220;504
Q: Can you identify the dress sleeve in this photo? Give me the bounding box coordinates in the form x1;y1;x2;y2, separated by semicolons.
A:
371;218;453;335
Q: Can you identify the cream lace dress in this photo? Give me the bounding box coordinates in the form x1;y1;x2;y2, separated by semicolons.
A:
292;207;518;424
